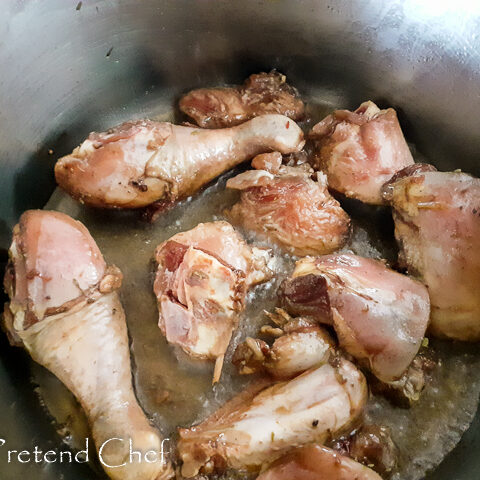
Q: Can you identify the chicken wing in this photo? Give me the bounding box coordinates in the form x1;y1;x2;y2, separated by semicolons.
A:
257;445;382;480
177;358;367;477
232;310;333;379
309;101;414;205
153;221;271;382
3;210;172;480
179;71;305;128
280;254;430;382
384;170;480;341
55;114;304;209
226;156;350;256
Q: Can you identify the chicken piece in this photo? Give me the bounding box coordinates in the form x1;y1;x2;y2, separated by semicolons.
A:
179;71;305;128
3;210;172;480
309;101;414;205
232;310;333;379
153;221;271;382
55;114;304;209
384;170;480;341
226;156;350;256
234;311;433;407
331;425;397;477
280;254;430;382
178;357;367;477
257;445;382;480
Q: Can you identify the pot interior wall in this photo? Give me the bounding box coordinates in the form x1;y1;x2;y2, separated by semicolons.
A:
0;1;479;479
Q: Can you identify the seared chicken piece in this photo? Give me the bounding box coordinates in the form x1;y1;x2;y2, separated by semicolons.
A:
280;254;430;382
226;154;350;256
55;114;304;209
233;309;333;379
309;101;414;205
178;358;367;477
3;210;172;480
235;310;433;407
257;445;382;480
385;170;480;341
153;221;271;382
179;71;305;128
331;425;397;477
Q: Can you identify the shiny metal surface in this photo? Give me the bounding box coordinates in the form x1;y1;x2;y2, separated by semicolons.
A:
0;0;479;478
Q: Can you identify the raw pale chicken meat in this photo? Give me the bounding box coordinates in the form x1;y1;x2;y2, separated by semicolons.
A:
309;101;414;205
384;170;480;341
280;254;430;382
232;309;333;379
179;71;305;128
55;114;304;209
3;210;173;480
177;357;367;477
226;154;350;256
153;221;271;382
257;445;382;480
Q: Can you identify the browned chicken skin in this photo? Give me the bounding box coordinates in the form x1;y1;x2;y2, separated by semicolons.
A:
3;210;173;480
309;101;414;205
55;115;304;209
179;71;305;128
153;221;271;382
385;170;480;341
331;425;397;477
257;444;382;480
226;154;351;256
280;254;430;382
381;163;438;198
178;357;367;477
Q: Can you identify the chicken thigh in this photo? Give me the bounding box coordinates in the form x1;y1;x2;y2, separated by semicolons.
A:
153;221;271;382
226;154;350;255
280;254;430;382
257;445;382;480
177;358;367;477
384;170;480;341
179;71;305;128
55;114;304;209
3;210;172;480
309;101;414;205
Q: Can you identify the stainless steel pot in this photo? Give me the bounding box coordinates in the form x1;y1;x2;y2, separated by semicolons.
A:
1;1;479;478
